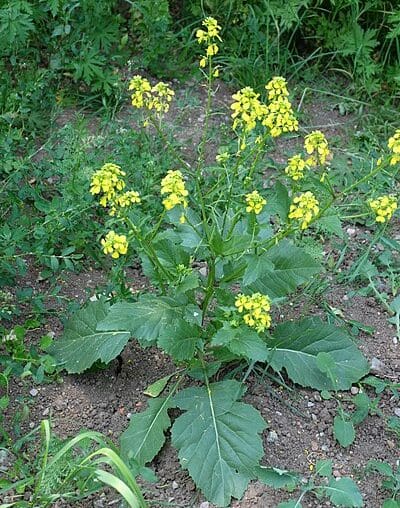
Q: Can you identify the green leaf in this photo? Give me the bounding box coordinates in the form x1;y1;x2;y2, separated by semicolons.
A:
48;300;130;373
382;499;400;508
121;397;172;467
157;320;202;361
324;477;363;507
265;181;290;220
317;214;343;238
172;380;266;507
366;459;393;477
97;295;185;346
211;324;269;362
333;416;355;447
316;459;333;477
351;392;370;425
243;253;274;286
245;241;321;299
277;501;301;508
256;466;298;489
144;374;174;398
268;318;369;390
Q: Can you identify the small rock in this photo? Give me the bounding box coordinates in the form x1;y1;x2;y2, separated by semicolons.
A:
311;441;318;451
346;227;356;236
29;422;35;429
199;503;210;508
313;392;322;402
370;357;386;374
387;440;395;449
267;430;279;443
393;337;398;345
394;408;400;418
321;445;329;452
172;481;179;490
333;470;341;478
350;386;359;395
42;408;49;416
311;413;317;422
307;401;315;408
29;388;38;397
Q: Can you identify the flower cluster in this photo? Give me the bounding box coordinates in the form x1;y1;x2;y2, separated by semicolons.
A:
304;131;330;166
90;163;141;216
90;163;126;207
245;190;267;214
262;77;298;137
265;76;289;101
196;17;221;71
129;75;174;113
369;195;398;223
288;191;320;230
285;154;308;181
109;191;141;216
235;293;272;332
388;129;400;166
231;87;264;133
101;231;128;259
160;170;188;213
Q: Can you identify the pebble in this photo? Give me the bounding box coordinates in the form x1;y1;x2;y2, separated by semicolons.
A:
311;441;318;451
393;337;398;345
267;430;279;443
199;503;210;508
333;470;341;478
346;227;356;236
394;408;400;418
29;388;39;397
370;357;386;374
172;481;179;490
350;386;359;395
321;445;329;452
307;401;315;408
42;408;49;416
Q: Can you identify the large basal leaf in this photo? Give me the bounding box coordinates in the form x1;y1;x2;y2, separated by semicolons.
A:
171;380;266;507
120;397;171;467
97;295;186;346
210;324;269;362
267;318;369;390
48;299;131;374
323;477;363;507
157;319;202;361
244;240;321;298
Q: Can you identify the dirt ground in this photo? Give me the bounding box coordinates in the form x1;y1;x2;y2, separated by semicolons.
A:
2;81;399;507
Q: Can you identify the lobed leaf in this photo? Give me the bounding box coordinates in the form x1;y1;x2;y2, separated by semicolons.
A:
268;318;369;390
48;299;130;373
171;380;266;507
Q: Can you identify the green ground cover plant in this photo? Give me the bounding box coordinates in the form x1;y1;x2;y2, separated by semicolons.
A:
47;18;399;507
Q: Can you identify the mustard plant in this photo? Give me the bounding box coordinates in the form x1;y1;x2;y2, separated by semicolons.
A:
50;18;399;507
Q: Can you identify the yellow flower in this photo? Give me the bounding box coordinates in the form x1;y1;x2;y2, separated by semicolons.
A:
90;163;126;207
288;191;320;230
304;131;330;166
160;170;188;211
265;76;289;101
148;82;175;113
206;43;219;56
235;293;272;332
129;76;174;113
231;87;265;133
285;154;308;181
196;17;222;44
216;151;230;164
245;190;267;214
101;231;128;259
109;190;141;216
388;129;400;165
199;57;207;68
262;96;298;137
128;75;152;109
369;195;397;223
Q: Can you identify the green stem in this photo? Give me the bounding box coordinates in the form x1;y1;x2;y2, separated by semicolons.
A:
201;257;216;324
